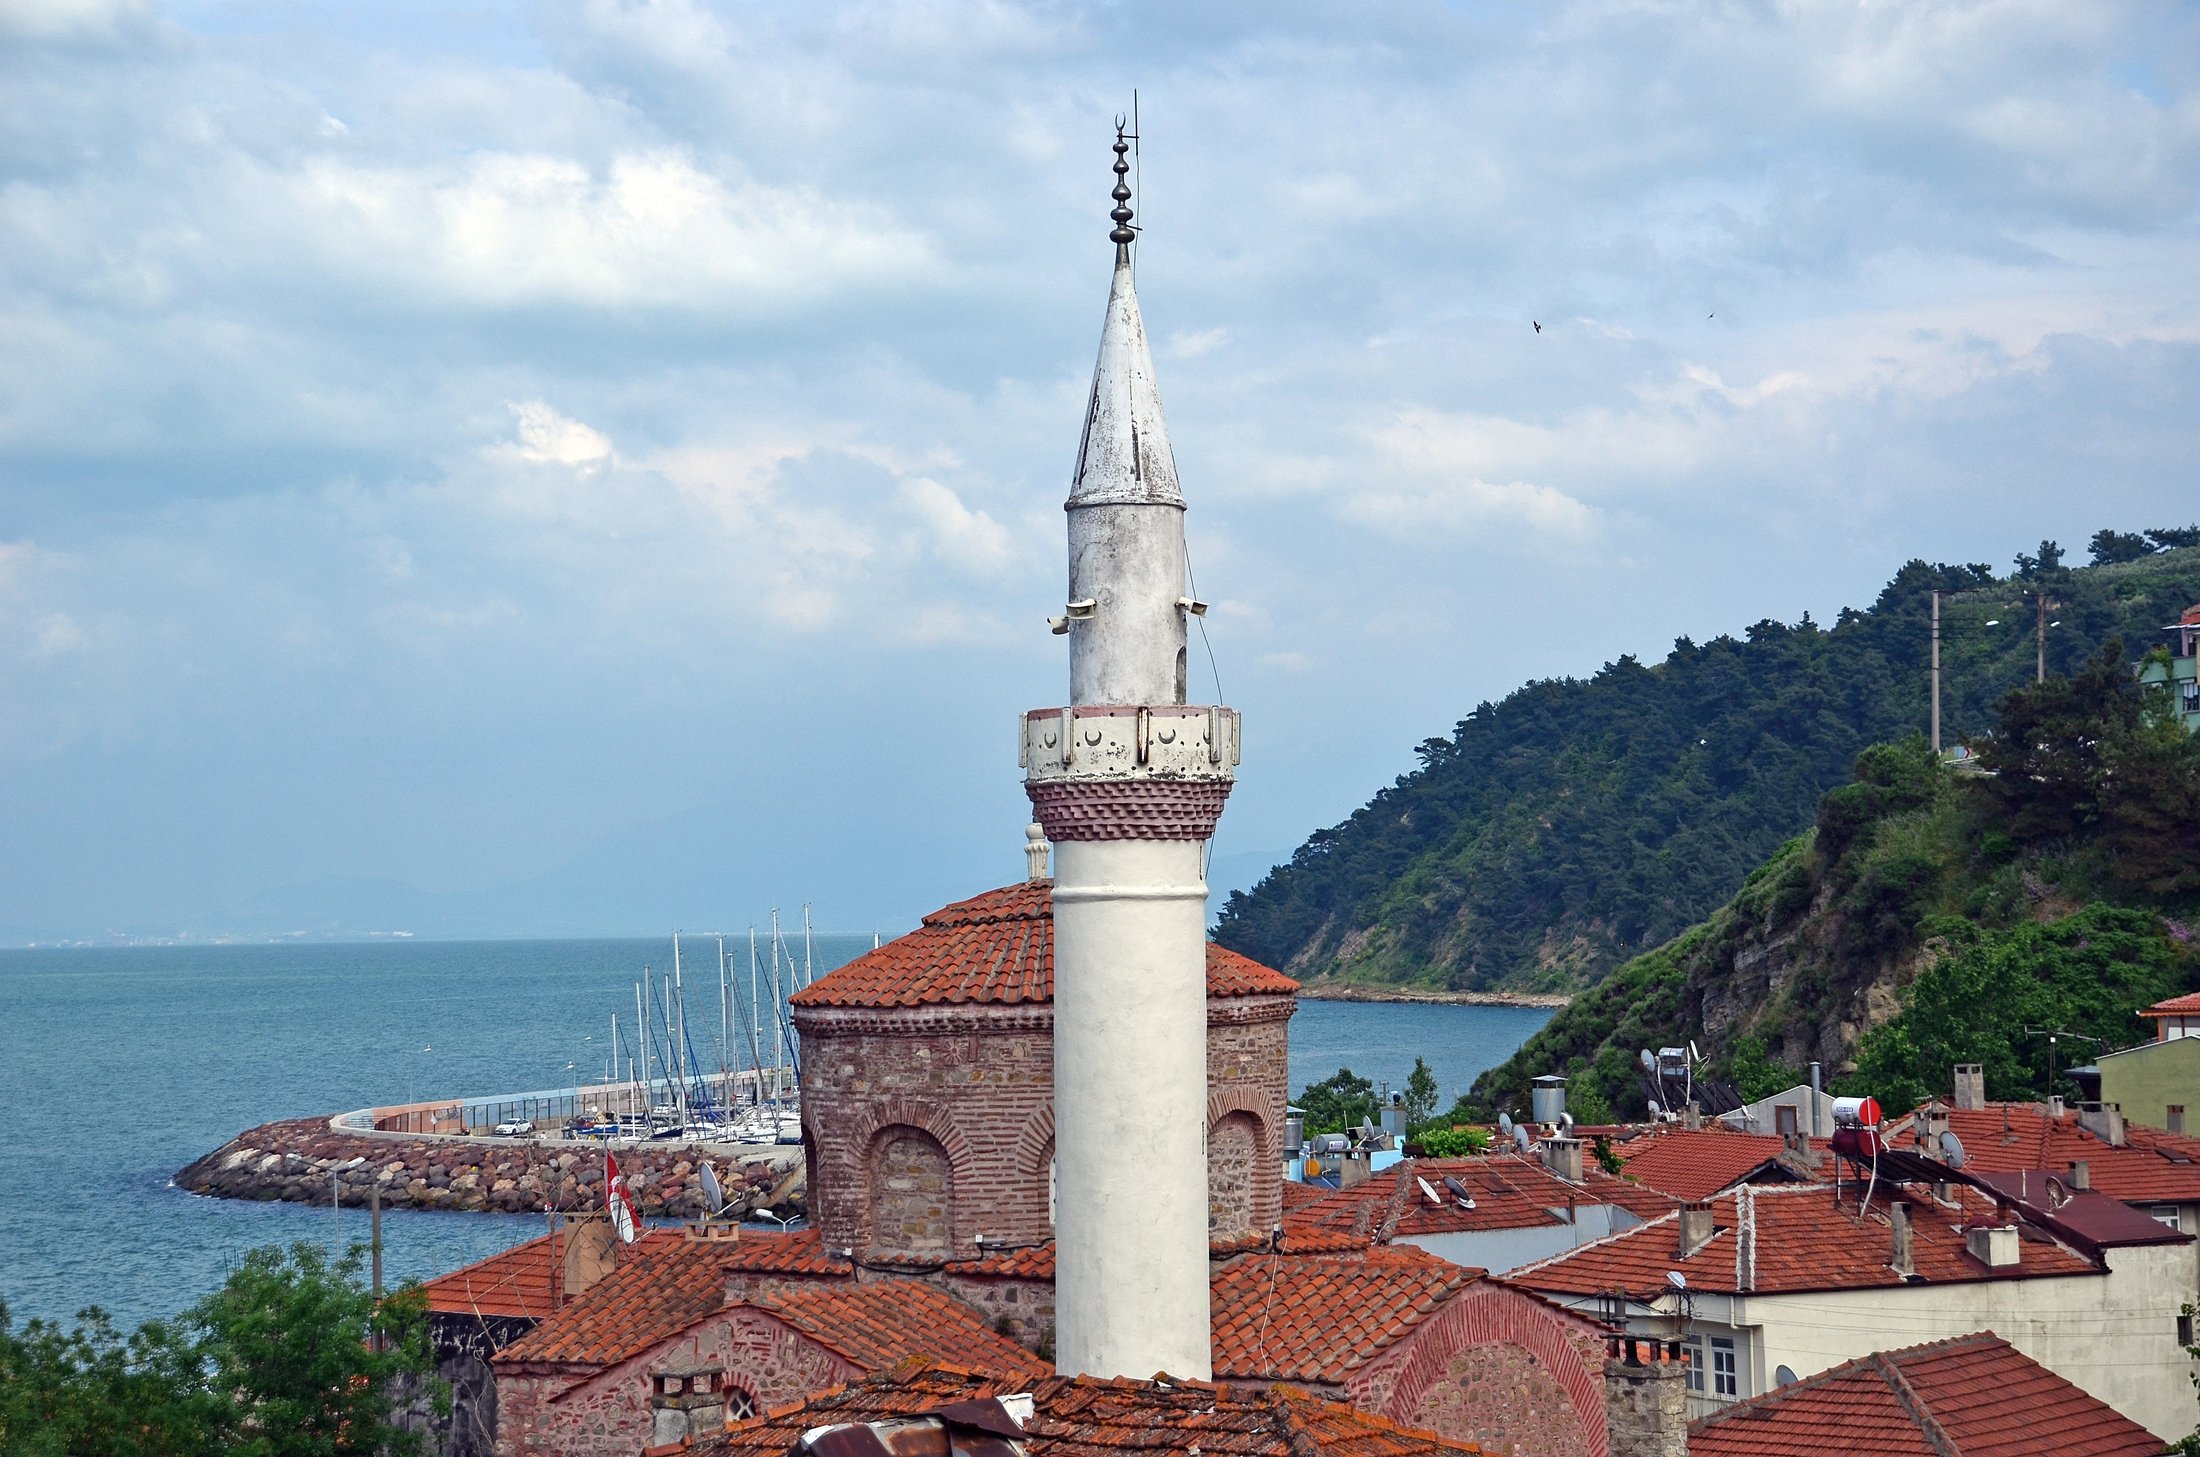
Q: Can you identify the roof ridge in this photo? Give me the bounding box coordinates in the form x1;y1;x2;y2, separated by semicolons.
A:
1869;1351;1963;1457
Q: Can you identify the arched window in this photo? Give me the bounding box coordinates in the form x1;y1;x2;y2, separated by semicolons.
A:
1208;1112;1263;1239
867;1128;954;1261
724;1384;758;1422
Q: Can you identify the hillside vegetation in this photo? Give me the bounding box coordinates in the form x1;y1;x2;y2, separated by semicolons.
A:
1216;534;2200;993
1471;641;2200;1120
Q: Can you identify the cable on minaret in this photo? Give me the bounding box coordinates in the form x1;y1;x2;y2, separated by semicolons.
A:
1109;117;1137;256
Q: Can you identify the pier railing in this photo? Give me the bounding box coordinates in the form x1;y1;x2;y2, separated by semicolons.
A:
360;1067;798;1136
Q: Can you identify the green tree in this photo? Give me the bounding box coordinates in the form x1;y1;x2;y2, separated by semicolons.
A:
1402;1057;1440;1130
2102;693;2200;896
0;1245;439;1457
2089;529;2155;566
2150;525;2200;551
1979;640;2141;842
1296;1068;1376;1135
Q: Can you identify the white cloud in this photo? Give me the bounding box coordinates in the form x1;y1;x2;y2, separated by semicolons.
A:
0;0;144;40
507;402;614;469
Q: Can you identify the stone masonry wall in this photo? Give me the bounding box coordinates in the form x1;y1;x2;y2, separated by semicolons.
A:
177;1117;800;1218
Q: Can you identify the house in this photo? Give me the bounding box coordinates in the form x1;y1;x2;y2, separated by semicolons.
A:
1715;1085;1834;1140
2135;602;2200;732
1605;1130;1812;1203
1284;1150;1677;1274
1511;1178;2196;1439
2094;993;2200;1135
667;1359;1497;1457
1688;1332;2165;1456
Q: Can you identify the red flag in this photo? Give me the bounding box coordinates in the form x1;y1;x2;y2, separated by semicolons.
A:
606;1152;639;1244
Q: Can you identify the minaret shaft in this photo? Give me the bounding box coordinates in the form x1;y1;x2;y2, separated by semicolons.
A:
1024;124;1234;1383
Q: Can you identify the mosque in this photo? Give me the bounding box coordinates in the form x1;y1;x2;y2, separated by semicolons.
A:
427;127;1681;1457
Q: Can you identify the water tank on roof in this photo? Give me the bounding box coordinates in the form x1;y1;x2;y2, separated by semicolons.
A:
1831;1096;1883;1130
1531;1075;1568;1127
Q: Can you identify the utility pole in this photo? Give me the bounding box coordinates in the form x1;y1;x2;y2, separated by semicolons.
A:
1930;590;1942;754
2036;591;2049;683
370;1184;383;1350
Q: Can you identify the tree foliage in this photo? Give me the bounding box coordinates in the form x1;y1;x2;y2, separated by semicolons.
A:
1216;545;2200;994
1295;1067;1376;1135
1402;1057;1440;1130
0;1244;439;1457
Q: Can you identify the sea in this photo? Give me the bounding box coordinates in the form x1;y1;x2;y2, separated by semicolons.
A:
0;938;1549;1330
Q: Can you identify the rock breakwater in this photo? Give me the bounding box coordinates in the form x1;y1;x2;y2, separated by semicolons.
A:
175;1117;805;1219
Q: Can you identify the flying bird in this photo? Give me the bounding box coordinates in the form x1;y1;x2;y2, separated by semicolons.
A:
1532;321;1541;333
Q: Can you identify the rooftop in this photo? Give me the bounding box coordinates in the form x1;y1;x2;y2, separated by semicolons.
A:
1688;1332;2162;1457
789;882;1296;1010
1610;1129;1798;1202
747;1281;1046;1381
422;1230;564;1322
2143;991;2200;1017
1209;1246;1480;1384
1893;1102;2200;1204
1288;1153;1676;1241
679;1360;1490;1457
1514;1184;2098;1301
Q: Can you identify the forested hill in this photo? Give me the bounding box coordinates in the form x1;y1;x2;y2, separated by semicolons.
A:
1213;533;2200;994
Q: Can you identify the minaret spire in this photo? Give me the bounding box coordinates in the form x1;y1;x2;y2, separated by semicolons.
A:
1022;123;1239;1384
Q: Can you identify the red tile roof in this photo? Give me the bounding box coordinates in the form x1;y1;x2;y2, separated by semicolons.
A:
1515;1184;2099;1300
748;1281;1047;1381
1689;1332;2162;1457
1209;1247;1479;1383
1895;1104;2200;1204
790;882;1297;1009
1612;1130;1792;1202
493;1229;725;1368
685;1360;1488;1457
422;1232;560;1321
2144;992;2200;1016
1288;1154;1677;1241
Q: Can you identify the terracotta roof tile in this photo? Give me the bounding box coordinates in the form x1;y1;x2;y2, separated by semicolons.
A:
1289;1154;1677;1241
492;1229;723;1369
1895;1103;2200;1204
1689;1332;2161;1457
687;1361;1487;1457
790;882;1296;1010
422;1232;559;1321
2144;992;2200;1016
748;1280;1047;1381
1516;1184;2099;1300
1209;1246;1475;1382
1613;1130;1792;1202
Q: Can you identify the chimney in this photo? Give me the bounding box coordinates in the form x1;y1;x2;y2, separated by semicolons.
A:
2068;1159;2090;1191
1676;1201;1715;1260
649;1364;727;1448
2077;1103;2125;1147
1952;1064;1985;1111
1681;1103;1703;1132
1604;1335;1690;1457
1338;1152;1372;1189
1918;1099;1948;1144
1543;1135;1585;1184
1965;1224;2019;1269
1889;1202;1915;1278
1031;124;1233;1381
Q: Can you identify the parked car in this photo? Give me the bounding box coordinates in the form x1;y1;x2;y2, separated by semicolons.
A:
493;1119;534;1137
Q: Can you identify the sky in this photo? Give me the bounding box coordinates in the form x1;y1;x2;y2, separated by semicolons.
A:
2;0;2197;943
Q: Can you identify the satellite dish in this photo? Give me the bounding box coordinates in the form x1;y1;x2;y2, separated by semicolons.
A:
1647;1099;1663;1118
1498;1113;1514;1138
1416;1176;1444;1206
1639;1049;1657;1073
1513;1126;1533;1154
699;1160;725;1214
1665;1270;1687;1290
1774;1365;1798;1387
1939;1131;1967;1170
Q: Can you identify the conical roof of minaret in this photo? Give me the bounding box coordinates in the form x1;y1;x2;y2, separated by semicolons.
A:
1068;132;1182;510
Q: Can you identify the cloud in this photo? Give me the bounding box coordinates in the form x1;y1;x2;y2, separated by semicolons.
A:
507;402;614;469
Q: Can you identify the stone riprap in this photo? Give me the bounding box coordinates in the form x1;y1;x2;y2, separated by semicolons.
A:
175;1117;805;1218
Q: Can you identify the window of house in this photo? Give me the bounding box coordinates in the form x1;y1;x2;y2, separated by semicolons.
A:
725;1385;758;1422
2179;1314;2195;1349
2151;1206;2183;1231
1773;1104;1799;1137
1682;1336;1706;1393
1710;1336;1739;1399
2170;1106;2186;1136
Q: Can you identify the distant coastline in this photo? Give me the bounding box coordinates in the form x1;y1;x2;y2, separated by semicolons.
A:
1295;981;1571;1009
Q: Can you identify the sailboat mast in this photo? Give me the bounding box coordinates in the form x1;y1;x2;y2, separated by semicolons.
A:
635;980;649;1118
673;934;691;1122
663;973;689;1125
747;928;765;1107
803;903;813;990
717;934;732;1105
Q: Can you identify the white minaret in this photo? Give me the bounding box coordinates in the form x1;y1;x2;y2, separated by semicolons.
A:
1021;124;1238;1381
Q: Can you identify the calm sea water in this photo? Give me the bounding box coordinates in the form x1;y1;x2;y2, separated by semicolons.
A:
0;939;1547;1329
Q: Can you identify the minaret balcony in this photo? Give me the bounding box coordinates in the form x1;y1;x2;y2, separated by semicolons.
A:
1020;704;1238;784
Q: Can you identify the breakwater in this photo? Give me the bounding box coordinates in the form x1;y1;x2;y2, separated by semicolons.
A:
175;1116;806;1219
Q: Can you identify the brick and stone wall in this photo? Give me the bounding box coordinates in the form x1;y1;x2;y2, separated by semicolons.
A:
795;991;1293;1264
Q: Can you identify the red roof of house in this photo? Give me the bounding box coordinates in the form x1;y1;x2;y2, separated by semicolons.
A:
1515;1184;2099;1300
1288;1154;1677;1241
1688;1332;2161;1457
1895;1104;2200;1204
789;881;1297;1010
2144;992;2200;1017
1209;1247;1478;1382
493;1229;730;1368
746;1280;1046;1380
1612;1130;1793;1202
682;1360;1489;1457
422;1232;563;1321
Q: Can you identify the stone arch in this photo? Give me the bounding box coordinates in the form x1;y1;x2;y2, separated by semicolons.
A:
1370;1283;1606;1457
844;1096;976;1182
1013;1103;1056;1179
1207;1111;1263;1240
864;1125;956;1263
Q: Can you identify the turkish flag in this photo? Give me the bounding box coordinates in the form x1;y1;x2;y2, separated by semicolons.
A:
606;1153;640;1244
